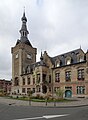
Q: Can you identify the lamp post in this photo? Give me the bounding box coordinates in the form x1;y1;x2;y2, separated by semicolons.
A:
28;90;32;106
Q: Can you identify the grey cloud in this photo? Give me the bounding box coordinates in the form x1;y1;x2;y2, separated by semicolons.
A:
0;0;88;79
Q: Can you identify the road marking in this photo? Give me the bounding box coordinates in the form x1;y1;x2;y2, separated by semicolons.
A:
14;117;43;120
14;114;69;120
43;114;69;119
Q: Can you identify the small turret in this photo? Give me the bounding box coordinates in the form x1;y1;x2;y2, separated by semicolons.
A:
86;49;88;60
40;51;43;61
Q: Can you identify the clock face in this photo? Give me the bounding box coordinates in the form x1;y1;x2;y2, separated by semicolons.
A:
27;54;32;59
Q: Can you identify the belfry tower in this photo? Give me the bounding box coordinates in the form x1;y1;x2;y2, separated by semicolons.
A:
11;11;37;94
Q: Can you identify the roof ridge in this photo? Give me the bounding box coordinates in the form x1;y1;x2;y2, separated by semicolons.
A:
51;48;84;59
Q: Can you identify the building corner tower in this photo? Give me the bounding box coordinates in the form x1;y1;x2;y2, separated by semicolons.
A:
11;11;37;94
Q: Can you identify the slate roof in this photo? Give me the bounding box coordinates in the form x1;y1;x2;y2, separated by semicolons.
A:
25;60;47;74
16;39;32;46
16;11;32;47
50;48;86;67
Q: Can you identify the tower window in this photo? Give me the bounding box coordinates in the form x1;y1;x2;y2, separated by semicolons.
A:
23;31;24;36
14;77;19;86
27;54;32;59
15;54;18;59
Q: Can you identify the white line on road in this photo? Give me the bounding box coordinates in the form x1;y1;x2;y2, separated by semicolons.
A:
14;116;43;120
14;114;69;120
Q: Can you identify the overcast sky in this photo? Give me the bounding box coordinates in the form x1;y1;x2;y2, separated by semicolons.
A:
0;0;88;80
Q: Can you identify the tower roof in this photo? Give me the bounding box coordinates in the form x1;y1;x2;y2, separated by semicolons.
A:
21;11;27;22
16;11;32;46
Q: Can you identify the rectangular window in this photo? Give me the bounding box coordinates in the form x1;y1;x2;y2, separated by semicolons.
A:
14;77;19;86
33;78;35;84
49;75;51;83
42;74;46;83
55;73;60;82
22;78;25;85
77;86;85;94
49;87;51;92
27;88;31;94
33;88;35;93
36;86;40;92
22;88;25;93
37;74;40;83
78;69;84;80
27;78;30;85
65;71;71;81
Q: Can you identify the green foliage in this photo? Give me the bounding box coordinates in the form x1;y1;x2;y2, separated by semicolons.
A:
56;88;64;99
28;90;33;97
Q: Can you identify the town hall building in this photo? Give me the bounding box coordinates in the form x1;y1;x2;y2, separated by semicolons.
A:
11;11;88;98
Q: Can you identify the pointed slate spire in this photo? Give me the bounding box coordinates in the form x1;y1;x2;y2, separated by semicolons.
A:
21;8;27;22
80;45;81;49
19;9;32;46
40;51;43;61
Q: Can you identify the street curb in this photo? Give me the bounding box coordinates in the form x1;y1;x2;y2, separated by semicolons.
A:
9;103;88;108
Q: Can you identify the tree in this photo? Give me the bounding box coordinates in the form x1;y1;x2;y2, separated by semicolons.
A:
56;88;64;99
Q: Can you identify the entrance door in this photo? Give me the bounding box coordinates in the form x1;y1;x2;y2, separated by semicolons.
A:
65;90;72;98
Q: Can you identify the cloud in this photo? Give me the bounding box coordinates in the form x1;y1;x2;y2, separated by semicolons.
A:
0;0;88;79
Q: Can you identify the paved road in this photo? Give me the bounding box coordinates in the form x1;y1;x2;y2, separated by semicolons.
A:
0;103;88;120
0;97;88;120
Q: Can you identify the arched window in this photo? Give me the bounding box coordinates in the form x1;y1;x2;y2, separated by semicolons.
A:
14;77;19;86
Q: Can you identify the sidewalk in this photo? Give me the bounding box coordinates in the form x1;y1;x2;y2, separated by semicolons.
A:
0;97;88;107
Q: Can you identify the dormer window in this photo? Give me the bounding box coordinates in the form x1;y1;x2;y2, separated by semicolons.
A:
79;57;84;62
55;59;60;67
65;56;72;65
56;61;60;67
66;59;71;65
77;52;84;63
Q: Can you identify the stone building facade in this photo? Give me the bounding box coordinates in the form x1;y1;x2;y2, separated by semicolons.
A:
11;12;88;98
0;79;12;95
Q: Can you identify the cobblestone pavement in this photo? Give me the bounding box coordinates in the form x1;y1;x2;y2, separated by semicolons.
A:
0;97;88;107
